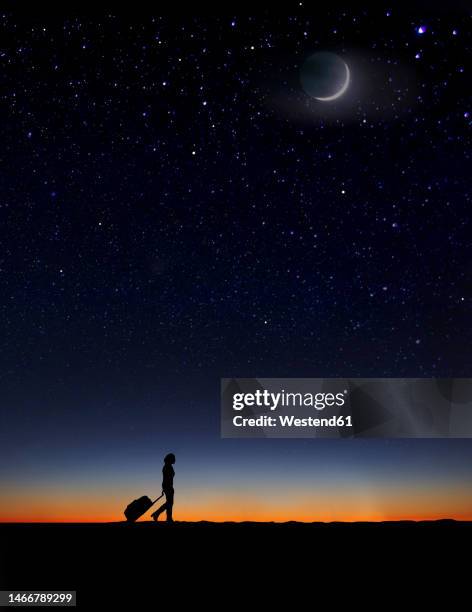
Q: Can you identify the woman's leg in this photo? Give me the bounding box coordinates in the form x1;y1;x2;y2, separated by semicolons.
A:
151;494;168;519
165;489;174;522
153;500;167;516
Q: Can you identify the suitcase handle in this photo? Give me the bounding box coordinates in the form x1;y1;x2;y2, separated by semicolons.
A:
151;491;165;504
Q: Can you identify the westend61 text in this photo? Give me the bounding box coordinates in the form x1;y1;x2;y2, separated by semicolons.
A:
233;415;353;428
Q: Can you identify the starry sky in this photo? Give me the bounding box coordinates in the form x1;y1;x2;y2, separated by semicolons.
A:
1;9;472;522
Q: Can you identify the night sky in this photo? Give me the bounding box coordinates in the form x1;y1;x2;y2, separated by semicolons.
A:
1;9;472;522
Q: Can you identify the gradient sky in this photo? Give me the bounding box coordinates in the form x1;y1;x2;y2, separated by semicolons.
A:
1;9;472;522
2;435;472;522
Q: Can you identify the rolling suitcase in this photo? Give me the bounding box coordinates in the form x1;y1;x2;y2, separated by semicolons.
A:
124;492;164;522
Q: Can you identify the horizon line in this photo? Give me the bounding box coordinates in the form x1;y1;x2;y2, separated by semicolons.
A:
1;517;471;525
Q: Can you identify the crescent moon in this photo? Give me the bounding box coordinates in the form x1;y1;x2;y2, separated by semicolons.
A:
315;61;350;102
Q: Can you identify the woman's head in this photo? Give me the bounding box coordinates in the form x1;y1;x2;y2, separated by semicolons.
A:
164;453;175;464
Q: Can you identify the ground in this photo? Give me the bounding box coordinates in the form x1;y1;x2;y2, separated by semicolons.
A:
1;521;470;606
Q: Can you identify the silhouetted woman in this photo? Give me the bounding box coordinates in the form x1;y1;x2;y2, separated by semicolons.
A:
151;453;175;523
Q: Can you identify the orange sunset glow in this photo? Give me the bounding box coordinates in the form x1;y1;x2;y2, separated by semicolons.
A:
2;481;472;523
